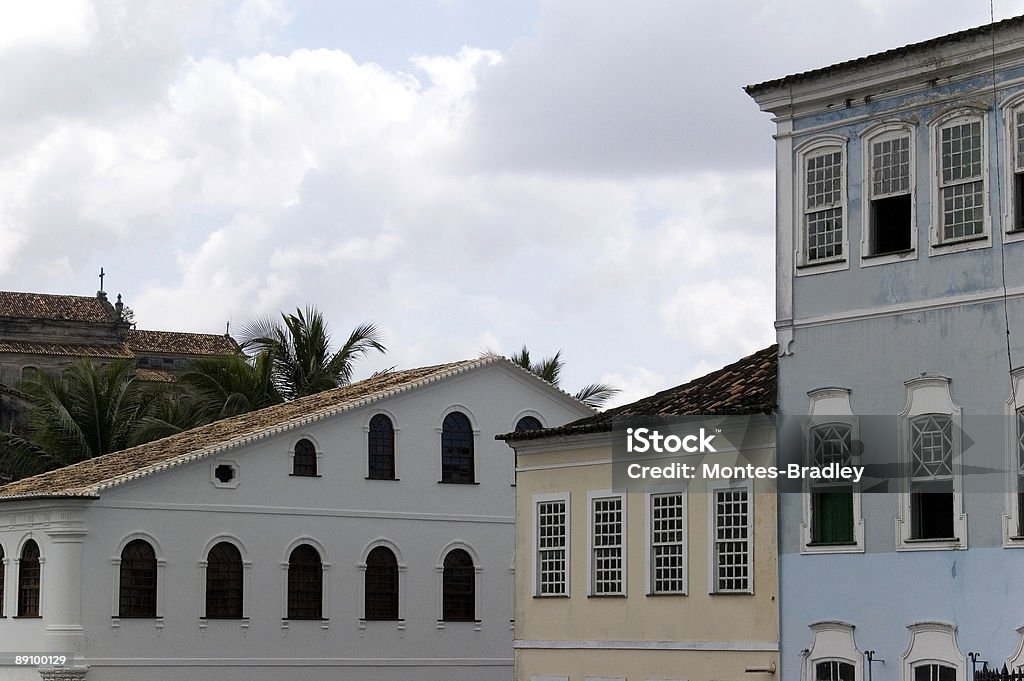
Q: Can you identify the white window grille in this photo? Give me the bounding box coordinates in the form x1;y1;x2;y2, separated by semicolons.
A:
649;492;685;594
805;151;844;261
938;121;984;241
713;488;751;592
591;496;623;595
536;500;567;595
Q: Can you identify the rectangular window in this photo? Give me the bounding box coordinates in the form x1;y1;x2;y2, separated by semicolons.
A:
1015;111;1024;232
868;134;912;254
909;415;955;540
939;121;984;241
1017;408;1024;537
810;425;855;545
713;487;751;592
536;499;567;596
805;151;844;261
649;492;686;594
591;495;624;595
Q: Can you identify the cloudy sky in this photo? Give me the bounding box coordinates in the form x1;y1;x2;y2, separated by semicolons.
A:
2;0;1023;406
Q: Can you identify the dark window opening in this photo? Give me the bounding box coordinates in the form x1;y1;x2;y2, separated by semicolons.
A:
811;487;854;544
911;480;955;540
364;546;399;620
18;540;40;617
1015;173;1024;231
442;549;475;621
441;412;474;483
368;415;396;480
816;660;856;681
515;416;543;432
870;194;912;254
287;544;322;620
0;545;5;617
214;464;235;484
206;542;243;619
119;539;157;618
292;439;317;477
914;664;956;681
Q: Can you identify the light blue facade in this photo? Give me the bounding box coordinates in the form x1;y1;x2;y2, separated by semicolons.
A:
750;19;1024;681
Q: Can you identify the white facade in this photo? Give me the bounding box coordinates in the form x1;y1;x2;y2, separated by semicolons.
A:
0;359;592;681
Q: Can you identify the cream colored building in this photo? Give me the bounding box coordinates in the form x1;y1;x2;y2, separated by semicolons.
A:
503;346;779;681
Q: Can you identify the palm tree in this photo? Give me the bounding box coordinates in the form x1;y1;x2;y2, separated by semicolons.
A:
178;351;282;422
506;345;620;409
0;359;157;477
241;306;387;400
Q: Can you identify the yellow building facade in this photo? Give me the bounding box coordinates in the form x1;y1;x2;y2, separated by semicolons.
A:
505;346;780;681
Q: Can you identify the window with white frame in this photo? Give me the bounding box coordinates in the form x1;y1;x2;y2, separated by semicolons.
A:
1012;108;1024;231
712;486;751;592
804;148;845;262
810;424;856;545
865;128;913;255
1002;370;1024;544
590;494;624;595
900;621;965;681
802;620;863;681
937;117;985;243
897;377;966;551
536;498;568;596
648;491;686;594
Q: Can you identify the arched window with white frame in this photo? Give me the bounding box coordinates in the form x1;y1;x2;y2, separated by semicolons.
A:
860;121;916;261
900;621;965;681
802;621;863;681
930;107;989;250
796;136;848;270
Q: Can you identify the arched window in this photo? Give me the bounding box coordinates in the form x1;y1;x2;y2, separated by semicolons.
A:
515;416;543;432
292;438;317;477
206;542;243;619
18;540;40;617
287;544;322;620
913;664;955;681
441;412;474;483
442;549;475;621
368;415;395;480
364;547;398;620
119;539;157;618
815;660;855;680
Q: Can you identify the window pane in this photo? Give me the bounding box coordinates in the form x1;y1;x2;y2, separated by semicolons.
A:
914;664;956;681
910;415;953;479
18;540;40;617
368;414;396;480
650;493;685;594
872;135;911;197
806;208;843;261
516;416;543;432
206;542;243;619
441;412;474;483
292;439;317;477
287;545;322;620
365;547;399;620
941;122;982;182
812;488;854;544
806;152;843;209
714;489;750;592
119;540;157;618
941;181;984;240
442;549;475;621
816;661;855;681
591;496;623;595
537;500;567;595
0;545;4;617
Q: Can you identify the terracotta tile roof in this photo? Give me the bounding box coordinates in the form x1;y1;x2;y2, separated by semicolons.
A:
0;356;548;501
745;15;1024;95
133;368;177;383
125;329;239;356
501;345;778;442
0;340;133;358
0;291;115;323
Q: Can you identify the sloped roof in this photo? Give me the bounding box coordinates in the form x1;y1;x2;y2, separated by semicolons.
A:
501;345;777;442
125;329;238;356
745;15;1024;95
0;291;114;323
0;340;133;358
0;356;586;501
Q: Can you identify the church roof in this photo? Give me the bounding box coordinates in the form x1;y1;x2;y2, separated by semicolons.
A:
125;329;238;356
0;340;134;358
0;356;587;501
0;291;115;323
501;345;777;442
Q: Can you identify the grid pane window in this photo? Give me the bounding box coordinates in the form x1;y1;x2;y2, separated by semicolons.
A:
591;496;623;595
441;412;474;483
805;151;844;262
442;549;475;621
816;661;856;681
287;545;322;620
910;415;953;479
650;493;685;594
18;540;40;617
119;539;157;618
914;664;956;681
1016;111;1024;171
714;489;750;592
205;542;243;619
872;136;910;196
364;547;399;620
292;438;317;477
1018;408;1024;536
939;121;984;241
536;500;567;595
368;414;396;480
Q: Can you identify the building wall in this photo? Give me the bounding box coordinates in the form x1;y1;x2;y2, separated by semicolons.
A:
514;426;778;681
0;362;591;681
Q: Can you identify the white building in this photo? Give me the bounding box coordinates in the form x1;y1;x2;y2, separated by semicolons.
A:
0;357;593;681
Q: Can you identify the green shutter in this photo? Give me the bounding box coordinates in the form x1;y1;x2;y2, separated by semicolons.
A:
812;487;854;544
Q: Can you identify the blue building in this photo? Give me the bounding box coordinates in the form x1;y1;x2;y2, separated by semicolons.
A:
747;16;1024;681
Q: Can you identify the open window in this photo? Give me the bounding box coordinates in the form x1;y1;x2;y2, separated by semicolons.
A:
861;123;915;261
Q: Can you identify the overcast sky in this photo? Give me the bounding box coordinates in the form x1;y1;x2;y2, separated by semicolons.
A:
2;0;1023;407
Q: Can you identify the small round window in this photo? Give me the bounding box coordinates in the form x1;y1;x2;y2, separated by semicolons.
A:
214;464;236;485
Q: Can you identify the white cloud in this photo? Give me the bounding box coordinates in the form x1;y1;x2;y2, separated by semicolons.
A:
0;0;97;53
